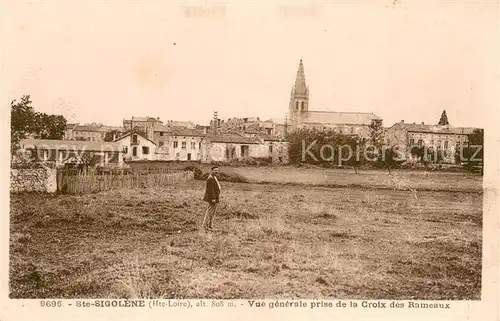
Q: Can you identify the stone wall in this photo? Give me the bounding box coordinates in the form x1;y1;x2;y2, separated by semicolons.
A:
10;167;57;193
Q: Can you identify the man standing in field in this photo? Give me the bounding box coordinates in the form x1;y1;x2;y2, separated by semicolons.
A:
202;166;221;232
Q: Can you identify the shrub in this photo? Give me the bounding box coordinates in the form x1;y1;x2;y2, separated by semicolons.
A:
183;166;203;180
200;172;249;183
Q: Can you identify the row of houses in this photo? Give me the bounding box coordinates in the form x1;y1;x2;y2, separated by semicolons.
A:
17;128;289;168
38;58;480;168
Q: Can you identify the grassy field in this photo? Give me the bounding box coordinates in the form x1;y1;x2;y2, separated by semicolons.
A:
130;161;483;193
230;167;483;193
10;170;482;299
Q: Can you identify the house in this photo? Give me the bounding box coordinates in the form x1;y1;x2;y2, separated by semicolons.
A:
265;118;292;139
113;132;157;161
287;59;382;139
166;120;196;129
152;124;173;160
65;123;125;141
122;116;163;141
256;134;290;163
196;124;211;135
18;139;124;167
169;128;206;161
64;123;78;140
384;117;477;164
199;132;288;163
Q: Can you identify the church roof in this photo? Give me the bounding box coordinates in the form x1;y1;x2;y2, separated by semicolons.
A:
301;111;382;125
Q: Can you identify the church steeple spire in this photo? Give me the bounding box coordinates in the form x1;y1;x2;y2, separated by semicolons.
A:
293;59;308;97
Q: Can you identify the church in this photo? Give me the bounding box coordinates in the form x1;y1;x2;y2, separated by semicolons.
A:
287;59;382;139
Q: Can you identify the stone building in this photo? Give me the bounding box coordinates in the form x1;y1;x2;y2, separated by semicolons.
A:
168;128;206;161
200;132;289;164
19;139;124;167
65;123;125;141
166;120;196;129
122;116;163;141
384;115;476;164
287;59;382;139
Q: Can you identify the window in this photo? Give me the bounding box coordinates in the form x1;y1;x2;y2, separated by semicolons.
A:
241;145;249;157
301;101;304;111
142;146;149;154
173;141;178;148
430;140;434;146
160;132;164;136
132;134;138;144
123;146;128;154
132;147;137;156
418;139;423;148
182;142;186;149
42;150;48;161
269;145;273;153
159;141;164;147
191;142;196;149
409;138;415;145
295;101;299;111
199;142;202;149
437;140;442;149
350;127;354;134
444;141;449;149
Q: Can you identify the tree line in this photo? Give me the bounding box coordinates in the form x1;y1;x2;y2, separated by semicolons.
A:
286;121;484;174
11;95;67;153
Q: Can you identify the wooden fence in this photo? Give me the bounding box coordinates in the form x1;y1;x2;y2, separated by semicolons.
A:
57;170;194;195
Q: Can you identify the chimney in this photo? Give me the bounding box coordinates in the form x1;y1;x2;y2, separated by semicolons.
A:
212;111;218;135
421;122;424;125
401;120;404;123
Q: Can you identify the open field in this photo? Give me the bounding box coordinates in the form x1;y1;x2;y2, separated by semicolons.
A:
230;167;483;193
10;176;482;299
129;161;483;193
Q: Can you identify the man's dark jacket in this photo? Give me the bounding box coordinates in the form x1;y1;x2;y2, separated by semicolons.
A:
203;175;220;203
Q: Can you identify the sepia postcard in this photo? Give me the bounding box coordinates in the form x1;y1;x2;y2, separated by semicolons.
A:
1;1;499;321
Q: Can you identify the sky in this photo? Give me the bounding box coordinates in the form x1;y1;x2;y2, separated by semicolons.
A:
1;0;498;129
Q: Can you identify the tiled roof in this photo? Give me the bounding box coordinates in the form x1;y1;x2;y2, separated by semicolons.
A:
204;133;261;144
244;127;263;134
113;132;157;145
74;125;102;132
302;111;381;125
171;128;205;137
266;118;291;126
257;134;281;141
396;123;477;135
20;139;122;152
153;124;173;133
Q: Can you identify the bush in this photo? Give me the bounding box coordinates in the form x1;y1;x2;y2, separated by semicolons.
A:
200;171;249;183
183;166;203;180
